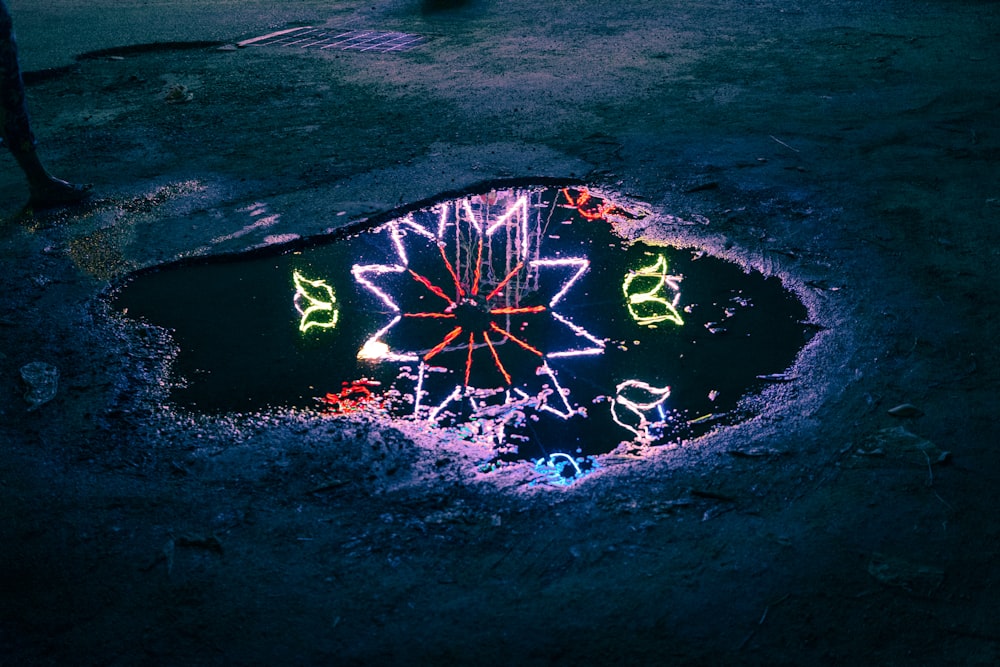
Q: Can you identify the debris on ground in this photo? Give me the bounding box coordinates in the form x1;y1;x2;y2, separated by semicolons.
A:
868;552;945;597
19;361;59;410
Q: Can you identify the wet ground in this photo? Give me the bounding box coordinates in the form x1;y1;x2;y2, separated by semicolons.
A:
2;0;999;664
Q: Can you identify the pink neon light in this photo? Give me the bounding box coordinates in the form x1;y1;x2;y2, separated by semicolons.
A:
531;257;589;307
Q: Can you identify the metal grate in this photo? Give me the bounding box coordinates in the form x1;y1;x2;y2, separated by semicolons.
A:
238;27;430;53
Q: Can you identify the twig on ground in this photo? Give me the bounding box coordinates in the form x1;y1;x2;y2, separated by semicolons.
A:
769;135;800;153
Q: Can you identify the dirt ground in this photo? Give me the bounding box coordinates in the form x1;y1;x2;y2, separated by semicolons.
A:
2;0;999;664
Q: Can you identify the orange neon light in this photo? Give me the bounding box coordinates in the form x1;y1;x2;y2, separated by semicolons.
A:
424;326;464;361
464;332;475;386
490;305;546;315
483;331;512;384
485;262;525;301
438;244;465;298
408;269;453;304
489;322;543;357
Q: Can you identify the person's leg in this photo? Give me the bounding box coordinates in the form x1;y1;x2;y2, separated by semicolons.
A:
1;0;87;207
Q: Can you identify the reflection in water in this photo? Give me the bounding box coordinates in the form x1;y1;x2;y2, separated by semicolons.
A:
623;254;684;327
292;270;339;333
115;186;810;485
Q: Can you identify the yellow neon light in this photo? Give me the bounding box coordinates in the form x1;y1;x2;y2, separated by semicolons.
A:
622;254;684;327
293;270;339;333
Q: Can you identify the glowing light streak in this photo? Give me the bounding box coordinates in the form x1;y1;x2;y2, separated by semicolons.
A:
320;379;383;414
461;200;483;233
358;316;420;362
352;264;405;312
404;312;456;318
483;332;512;385
413;363;426;414
292;270;339;332
400;215;436;240
561;187;615;221
531;258;589;307
485;194;529;258
424;326;465;361
489;305;546;315
489;323;543;357
623;254;684;327
472;238;483;296
484;262;525;301
533;452;596;487
537;363;577;418
546;348;604;359
546;452;582;476
389;221;409;266
438;244;465;298
611;379;671;442
429;385;463;422
436;203;449;238
408;269;454;305
545;311;606;359
464;332;475;386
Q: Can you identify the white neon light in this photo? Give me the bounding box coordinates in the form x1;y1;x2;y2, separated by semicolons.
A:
531;257;590;307
413;362;426;415
461;200;483;234
485;194;529;259
401;215;436;240
546;311;605;359
357;315;419;362
429;385;463;422
543;452;582;477
436;203;449;238
389;221;409;266
611;379;671;442
537;363;577;419
352;263;405;312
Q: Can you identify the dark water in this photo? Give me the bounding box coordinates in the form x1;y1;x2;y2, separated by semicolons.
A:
115;186;809;477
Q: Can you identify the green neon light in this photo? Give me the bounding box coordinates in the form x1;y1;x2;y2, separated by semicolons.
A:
293;270;339;333
622;254;684;327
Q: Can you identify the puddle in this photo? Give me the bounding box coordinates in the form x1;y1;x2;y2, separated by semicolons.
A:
113;185;810;482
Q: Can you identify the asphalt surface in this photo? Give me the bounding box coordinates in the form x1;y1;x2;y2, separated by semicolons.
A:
2;0;999;664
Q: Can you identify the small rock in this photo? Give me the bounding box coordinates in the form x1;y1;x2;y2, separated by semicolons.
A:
888;403;923;418
20;361;58;411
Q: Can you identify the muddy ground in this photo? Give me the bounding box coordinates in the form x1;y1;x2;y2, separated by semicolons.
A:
2;0;999;664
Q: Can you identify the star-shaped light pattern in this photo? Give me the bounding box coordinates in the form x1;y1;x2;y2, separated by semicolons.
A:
352;190;605;426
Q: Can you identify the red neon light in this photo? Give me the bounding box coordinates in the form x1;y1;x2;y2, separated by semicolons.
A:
483;331;512;384
472;238;483;296
404;312;456;318
320;379;384;414
438;244;465;298
489;322;543;357
424;326;464;361
485;262;525;301
464;331;475;386
490;305;546;315
408;269;453;304
561;187;616;221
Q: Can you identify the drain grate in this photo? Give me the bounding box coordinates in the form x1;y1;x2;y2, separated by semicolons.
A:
238;27;430;53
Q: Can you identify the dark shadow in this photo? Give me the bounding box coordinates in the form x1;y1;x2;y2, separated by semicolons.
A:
422;0;472;14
